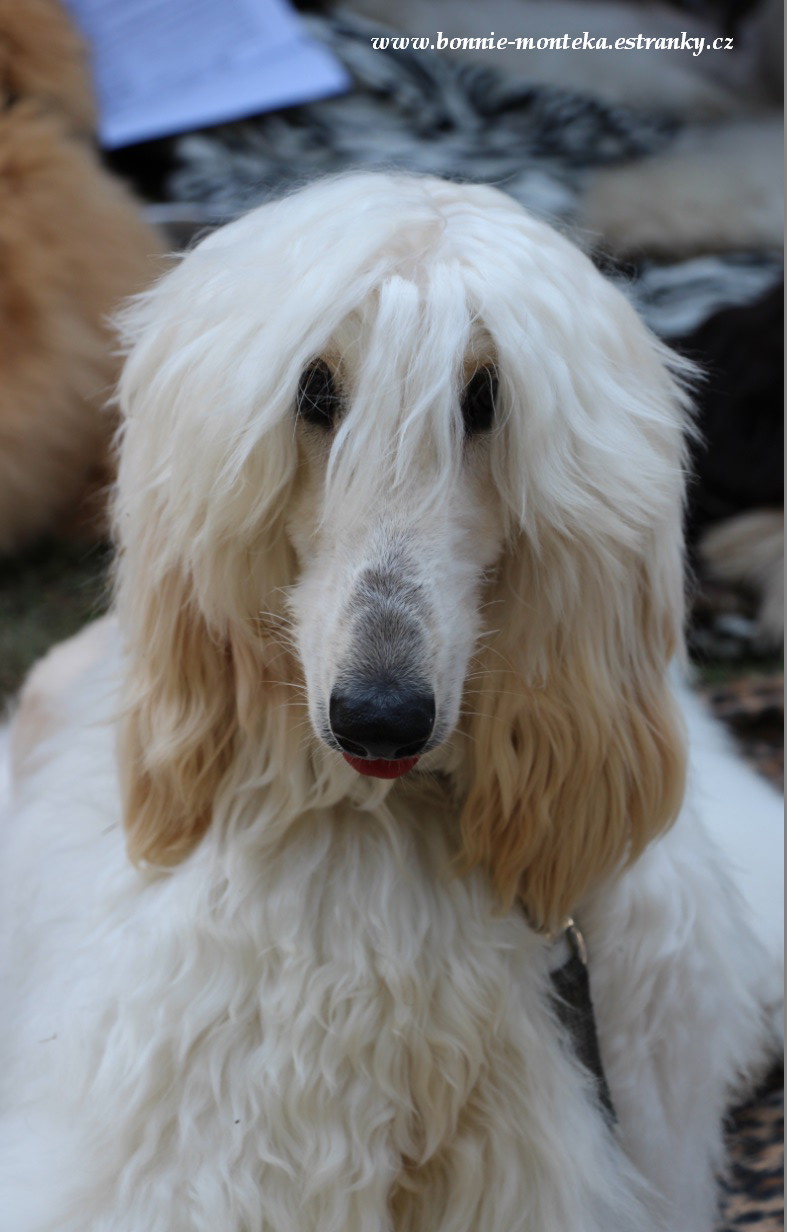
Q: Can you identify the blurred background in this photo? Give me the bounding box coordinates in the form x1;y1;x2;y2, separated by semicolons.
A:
0;3;782;1220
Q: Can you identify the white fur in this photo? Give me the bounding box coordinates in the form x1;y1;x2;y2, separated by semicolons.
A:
701;509;784;647
0;174;782;1232
579;117;784;258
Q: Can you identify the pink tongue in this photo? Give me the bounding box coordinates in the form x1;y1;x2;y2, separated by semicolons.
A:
342;754;420;779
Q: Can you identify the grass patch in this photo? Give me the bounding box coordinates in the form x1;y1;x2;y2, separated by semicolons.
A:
0;540;113;702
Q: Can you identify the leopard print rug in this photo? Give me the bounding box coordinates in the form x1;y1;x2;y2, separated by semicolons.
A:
721;1069;784;1231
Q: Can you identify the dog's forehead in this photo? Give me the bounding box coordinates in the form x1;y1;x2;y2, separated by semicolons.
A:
324;302;496;386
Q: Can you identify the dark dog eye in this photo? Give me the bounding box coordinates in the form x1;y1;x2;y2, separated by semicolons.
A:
297;360;341;429
461;367;497;436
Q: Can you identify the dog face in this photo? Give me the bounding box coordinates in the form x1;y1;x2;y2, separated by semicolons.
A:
114;173;690;928
286;319;507;779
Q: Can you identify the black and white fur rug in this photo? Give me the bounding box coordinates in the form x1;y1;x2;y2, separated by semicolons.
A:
111;9;782;341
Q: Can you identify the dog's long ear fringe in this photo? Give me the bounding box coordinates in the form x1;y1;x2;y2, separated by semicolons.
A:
458;547;687;933
116;568;238;868
111;253;301;868
458;336;691;932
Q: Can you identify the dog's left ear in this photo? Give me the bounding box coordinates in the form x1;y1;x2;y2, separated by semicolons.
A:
458;313;691;933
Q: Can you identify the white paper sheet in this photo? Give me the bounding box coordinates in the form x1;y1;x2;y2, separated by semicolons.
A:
63;0;349;148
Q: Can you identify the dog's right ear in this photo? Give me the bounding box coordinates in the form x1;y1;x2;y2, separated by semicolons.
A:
116;561;239;868
111;250;300;868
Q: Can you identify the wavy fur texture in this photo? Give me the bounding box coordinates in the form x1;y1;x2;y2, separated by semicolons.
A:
0;173;782;1232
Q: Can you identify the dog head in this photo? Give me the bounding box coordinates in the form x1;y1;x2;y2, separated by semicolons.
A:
115;173;690;928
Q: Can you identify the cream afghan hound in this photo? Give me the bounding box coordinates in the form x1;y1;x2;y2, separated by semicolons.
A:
0;173;782;1232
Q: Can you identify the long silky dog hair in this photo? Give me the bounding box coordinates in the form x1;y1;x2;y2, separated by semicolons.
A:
113;172;690;932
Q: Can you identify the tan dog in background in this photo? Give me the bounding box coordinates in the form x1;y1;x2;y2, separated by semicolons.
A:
0;0;165;552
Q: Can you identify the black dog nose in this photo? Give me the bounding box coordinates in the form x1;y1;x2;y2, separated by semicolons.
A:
329;683;435;760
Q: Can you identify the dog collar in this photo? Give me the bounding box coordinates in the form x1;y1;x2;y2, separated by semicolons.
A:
548;918;616;1124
